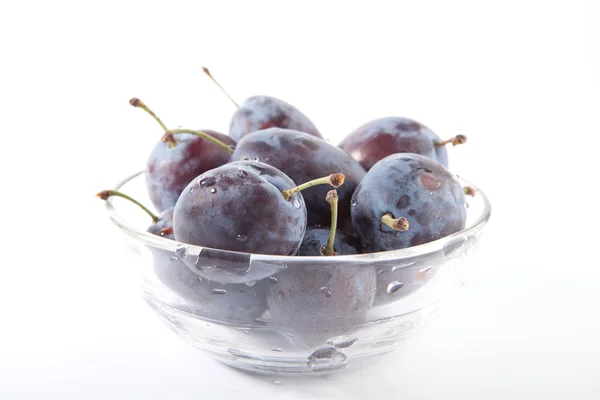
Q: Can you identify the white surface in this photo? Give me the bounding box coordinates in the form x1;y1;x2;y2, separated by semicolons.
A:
1;0;599;398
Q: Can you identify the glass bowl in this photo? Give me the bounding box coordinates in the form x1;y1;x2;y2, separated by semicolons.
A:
103;170;491;376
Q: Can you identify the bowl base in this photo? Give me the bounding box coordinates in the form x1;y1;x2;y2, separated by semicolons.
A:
141;286;438;376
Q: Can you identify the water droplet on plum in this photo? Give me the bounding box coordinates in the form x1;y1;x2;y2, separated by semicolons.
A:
199;177;217;188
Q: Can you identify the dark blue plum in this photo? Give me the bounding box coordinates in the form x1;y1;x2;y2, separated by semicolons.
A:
339;117;465;171
145;130;236;212
266;264;376;328
146;207;175;239
150;250;269;322
173;161;307;256
351;153;467;252
231;129;366;231
140;206;269;322
230;96;322;141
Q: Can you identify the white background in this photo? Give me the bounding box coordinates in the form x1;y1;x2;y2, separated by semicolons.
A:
1;0;599;398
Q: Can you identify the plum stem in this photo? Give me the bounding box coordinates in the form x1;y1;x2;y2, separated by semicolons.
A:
202;66;239;108
381;213;409;231
435;134;467;148
323;190;339;256
96;190;158;222
281;173;345;201
463;186;476;196
129;98;168;131
162;129;234;155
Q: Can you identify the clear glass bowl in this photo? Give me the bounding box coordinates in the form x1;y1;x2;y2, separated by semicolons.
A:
103;171;491;376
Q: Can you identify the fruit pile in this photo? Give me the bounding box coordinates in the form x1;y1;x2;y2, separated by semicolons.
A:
98;67;471;258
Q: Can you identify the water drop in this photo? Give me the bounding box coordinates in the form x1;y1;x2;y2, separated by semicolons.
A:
174;245;188;260
243;330;249;334
197;277;203;282
254;315;271;325
169;256;178;261
238;169;248;178
237;234;248;242
310;346;337;359
199;177;217;188
271;348;283;352
267;276;279;284
265;157;271;162
307;346;347;368
326;336;357;349
464;202;470;209
252;157;260;162
319;287;332;298
209;187;217;193
377;269;384;275
196;258;215;271
211;288;227;295
293;199;301;208
278;290;285;301
419;266;434;274
351;199;357;206
242;157;250;161
189;188;195;193
387;281;404;294
392;261;416;271
272;380;283;385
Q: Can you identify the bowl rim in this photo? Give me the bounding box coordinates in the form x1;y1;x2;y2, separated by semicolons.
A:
104;170;491;264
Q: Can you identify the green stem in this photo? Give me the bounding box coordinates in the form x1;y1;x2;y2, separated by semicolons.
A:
281;173;345;201
324;190;338;256
96;190;158;222
163;129;234;155
129;98;168;131
202;67;239;108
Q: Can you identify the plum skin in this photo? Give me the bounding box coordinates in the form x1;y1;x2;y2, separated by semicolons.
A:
173;161;307;256
230;95;322;141
338;117;448;171
231;128;366;231
145;130;236;212
266;264;376;328
144;207;268;322
351;153;466;252
150;249;269;322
